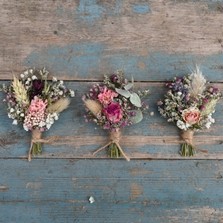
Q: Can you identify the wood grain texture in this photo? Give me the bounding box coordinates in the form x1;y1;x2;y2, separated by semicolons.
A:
1;159;223;223
1;0;223;222
1;0;223;81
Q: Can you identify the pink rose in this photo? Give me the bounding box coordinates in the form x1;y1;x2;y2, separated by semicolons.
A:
98;87;118;105
103;102;123;123
182;108;201;125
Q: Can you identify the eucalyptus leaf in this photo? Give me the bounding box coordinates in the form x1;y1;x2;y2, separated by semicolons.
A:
115;88;131;98
130;110;143;124
124;83;133;90
130;93;142;107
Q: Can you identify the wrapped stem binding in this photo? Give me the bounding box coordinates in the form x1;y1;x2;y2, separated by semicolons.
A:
180;130;195;156
83;71;149;161
93;128;130;161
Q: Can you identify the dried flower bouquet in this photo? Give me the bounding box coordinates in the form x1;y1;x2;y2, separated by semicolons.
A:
83;71;149;161
2;68;75;161
158;66;221;156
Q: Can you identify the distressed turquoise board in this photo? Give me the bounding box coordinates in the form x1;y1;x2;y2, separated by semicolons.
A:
24;47;223;82
1;159;223;223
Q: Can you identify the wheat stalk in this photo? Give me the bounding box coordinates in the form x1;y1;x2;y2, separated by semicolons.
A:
189;66;206;97
84;99;102;116
47;97;70;114
12;76;29;105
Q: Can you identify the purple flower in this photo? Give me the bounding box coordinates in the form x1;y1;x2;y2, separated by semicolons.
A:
103;102;123;123
110;74;119;83
30;80;44;99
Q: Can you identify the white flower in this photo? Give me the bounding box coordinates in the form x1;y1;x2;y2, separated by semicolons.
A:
27;78;31;82
177;120;188;130
46;123;51;129
54;114;59;120
20;74;24;78
24;70;29;75
60;80;63;85
150;112;154;116
70;90;75;97
8;113;12;118
25;81;30;85
59;91;63;95
205;122;211;129
12;120;18;125
20;113;24;117
32;75;37;80
208;114;215;123
39;121;45;128
177;92;182;96
23;125;29;131
29;69;33;74
52;77;57;82
10;108;14;113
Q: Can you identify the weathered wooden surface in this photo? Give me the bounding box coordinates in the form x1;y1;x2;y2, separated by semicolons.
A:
1;0;223;81
1;159;223;223
1;0;223;222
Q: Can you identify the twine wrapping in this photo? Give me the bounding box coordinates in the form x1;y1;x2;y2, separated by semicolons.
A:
28;129;58;162
181;130;208;155
93;129;130;161
181;130;194;146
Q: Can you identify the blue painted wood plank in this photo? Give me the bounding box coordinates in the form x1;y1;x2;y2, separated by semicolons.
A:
1;0;223;81
1;159;223;222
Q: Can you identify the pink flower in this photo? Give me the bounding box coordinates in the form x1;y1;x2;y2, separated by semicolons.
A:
23;96;47;131
103;102;123;123
29;96;47;113
182;108;201;125
98;87;118;105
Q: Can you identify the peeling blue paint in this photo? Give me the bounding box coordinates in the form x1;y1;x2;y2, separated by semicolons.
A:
132;4;150;14
24;43;104;78
77;0;104;23
24;43;223;81
113;0;123;14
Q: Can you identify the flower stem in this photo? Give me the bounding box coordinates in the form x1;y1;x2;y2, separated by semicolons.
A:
179;143;196;157
32;142;42;155
109;143;121;158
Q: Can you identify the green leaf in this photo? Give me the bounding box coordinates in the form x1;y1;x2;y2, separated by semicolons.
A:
130;93;142;107
130;110;143;124
124;83;133;90
115;88;131;98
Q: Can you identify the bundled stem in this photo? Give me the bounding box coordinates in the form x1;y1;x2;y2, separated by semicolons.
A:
28;129;42;162
180;130;209;156
93;129;130;161
180;130;195;156
28;130;59;162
